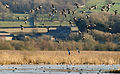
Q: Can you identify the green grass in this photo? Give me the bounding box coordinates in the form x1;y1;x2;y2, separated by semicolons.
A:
0;21;71;27
35;21;70;26
0;21;30;27
12;14;30;20
85;0;120;14
0;13;30;21
13;14;29;17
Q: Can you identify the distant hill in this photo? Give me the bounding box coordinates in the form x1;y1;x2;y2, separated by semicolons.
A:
0;0;120;13
0;0;85;13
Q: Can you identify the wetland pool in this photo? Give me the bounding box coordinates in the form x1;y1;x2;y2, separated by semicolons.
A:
0;64;120;74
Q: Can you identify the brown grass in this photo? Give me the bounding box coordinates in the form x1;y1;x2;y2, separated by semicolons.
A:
0;50;120;65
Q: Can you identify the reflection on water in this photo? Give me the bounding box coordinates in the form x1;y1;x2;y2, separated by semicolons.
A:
0;64;120;74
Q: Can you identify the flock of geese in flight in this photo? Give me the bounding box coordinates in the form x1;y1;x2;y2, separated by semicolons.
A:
3;2;118;31
3;2;119;55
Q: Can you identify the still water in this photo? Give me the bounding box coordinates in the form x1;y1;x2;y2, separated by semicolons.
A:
0;64;119;74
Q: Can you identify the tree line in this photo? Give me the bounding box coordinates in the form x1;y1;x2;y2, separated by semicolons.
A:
0;0;86;13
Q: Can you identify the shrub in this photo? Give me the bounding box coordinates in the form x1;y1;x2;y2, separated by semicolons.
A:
10;40;27;50
81;33;98;50
0;39;14;50
104;42;118;51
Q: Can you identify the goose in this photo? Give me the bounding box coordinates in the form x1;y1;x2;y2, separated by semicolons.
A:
86;14;90;19
74;3;79;8
81;10;85;13
73;17;77;21
114;10;118;15
82;36;86;40
76;48;80;53
24;20;27;24
39;5;42;9
5;4;9;8
17;17;20;20
63;9;66;12
67;48;70;55
20;25;24;30
112;2;115;5
78;30;82;34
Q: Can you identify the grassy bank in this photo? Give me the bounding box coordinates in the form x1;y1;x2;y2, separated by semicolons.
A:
0;50;120;65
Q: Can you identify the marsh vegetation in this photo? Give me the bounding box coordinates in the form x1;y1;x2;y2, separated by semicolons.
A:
0;50;120;65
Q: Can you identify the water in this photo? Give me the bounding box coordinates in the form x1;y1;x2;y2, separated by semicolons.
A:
0;64;119;74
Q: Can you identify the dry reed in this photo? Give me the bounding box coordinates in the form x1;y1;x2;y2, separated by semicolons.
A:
0;50;120;65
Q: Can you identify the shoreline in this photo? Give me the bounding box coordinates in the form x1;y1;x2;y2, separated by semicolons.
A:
0;50;120;65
